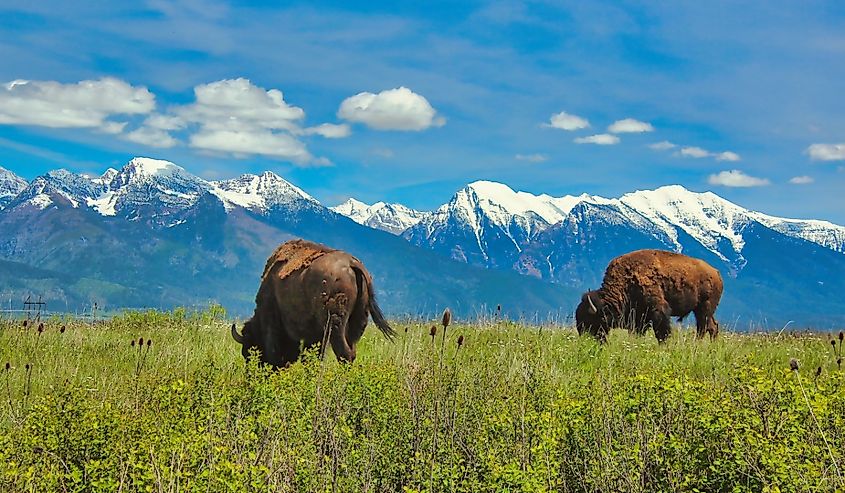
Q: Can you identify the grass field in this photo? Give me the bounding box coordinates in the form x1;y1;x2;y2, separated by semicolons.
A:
0;308;843;492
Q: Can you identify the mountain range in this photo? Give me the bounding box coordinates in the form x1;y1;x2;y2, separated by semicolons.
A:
1;157;843;328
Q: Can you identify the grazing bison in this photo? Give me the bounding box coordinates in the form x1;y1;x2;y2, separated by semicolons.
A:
231;239;395;368
575;249;723;343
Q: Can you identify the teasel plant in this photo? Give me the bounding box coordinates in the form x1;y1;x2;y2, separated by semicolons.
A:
790;358;842;483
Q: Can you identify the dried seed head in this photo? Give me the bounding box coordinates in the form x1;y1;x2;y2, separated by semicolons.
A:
815;366;822;378
22;320;28;328
4;362;9;371
833;339;838;349
138;337;144;347
441;308;452;329
838;357;842;367
131;340;136;347
147;339;152;347
404;327;408;333
24;363;30;371
37;323;44;333
457;335;464;347
840;331;844;342
60;326;66;334
497;304;501;312
429;325;437;337
789;358;799;371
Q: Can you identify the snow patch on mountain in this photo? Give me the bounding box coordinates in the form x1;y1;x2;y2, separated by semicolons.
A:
0;166;28;208
331;198;427;234
210;171;318;213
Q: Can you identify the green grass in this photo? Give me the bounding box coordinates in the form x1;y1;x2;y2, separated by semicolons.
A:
0;309;843;492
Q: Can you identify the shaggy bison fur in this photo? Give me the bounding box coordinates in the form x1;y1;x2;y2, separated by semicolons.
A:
231;239;395;368
576;249;723;343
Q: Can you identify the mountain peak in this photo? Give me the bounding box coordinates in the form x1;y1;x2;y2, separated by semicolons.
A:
0;166;28;208
331;198;426;234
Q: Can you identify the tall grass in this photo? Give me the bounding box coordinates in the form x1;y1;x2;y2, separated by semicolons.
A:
0;309;843;492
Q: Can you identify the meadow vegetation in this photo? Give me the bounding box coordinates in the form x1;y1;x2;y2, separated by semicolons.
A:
0;307;843;492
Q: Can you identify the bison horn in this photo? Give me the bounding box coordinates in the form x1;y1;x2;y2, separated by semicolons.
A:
231;323;245;344
586;294;598;315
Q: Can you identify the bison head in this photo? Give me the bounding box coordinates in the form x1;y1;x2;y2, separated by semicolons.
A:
231;319;257;360
575;290;610;343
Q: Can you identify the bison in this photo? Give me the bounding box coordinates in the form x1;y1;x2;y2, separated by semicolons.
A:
575;249;723;343
231;239;395;368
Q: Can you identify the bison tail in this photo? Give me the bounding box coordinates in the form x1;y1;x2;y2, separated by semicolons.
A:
352;265;396;341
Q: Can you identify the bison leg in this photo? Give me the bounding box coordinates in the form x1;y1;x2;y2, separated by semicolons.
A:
325;292;357;363
694;308;719;341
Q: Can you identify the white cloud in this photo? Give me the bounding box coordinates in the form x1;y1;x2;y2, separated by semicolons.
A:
170;78;324;164
707;170;770;187
144;114;186;131
649;140;676;151
715;151;741;162
789;175;814;185
545;111;589;131
515;153;548;162
189;128;313;162
574;134;620;145
338;87;445;131
302;123;351;138
125;126;179;148
806;143;845;161
679;146;711;158
0;78;154;132
608;118;653;134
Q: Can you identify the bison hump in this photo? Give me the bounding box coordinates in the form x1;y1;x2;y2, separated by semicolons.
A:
262;239;338;281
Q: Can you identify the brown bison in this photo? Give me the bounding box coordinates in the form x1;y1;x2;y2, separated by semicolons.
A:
575;249;723;343
231;239;395;368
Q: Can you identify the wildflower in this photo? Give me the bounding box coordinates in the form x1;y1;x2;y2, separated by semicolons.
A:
789;358;799;371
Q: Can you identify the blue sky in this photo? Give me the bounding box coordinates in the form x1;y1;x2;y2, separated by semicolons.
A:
1;0;844;222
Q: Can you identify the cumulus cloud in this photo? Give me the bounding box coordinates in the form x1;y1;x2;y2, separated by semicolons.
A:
679;146;711;158
166;78;326;164
574;134;620;145
608;118;653;133
545;111;589;131
301;123;351;138
125;126;179;148
789;175;814;185
515;153;548;162
338;87;445;131
648;140;676;151
707;170;770;187
189;128;313;162
806;143;845;161
0;78;154;132
715;151;741;162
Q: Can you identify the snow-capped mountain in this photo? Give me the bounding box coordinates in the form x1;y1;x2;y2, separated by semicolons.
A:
0;159;578;320
211;171;319;214
331;198;427;234
0;166;27;209
401;181;845;271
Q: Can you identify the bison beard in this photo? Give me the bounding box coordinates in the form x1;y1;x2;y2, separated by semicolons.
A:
576;249;723;343
232;240;395;368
